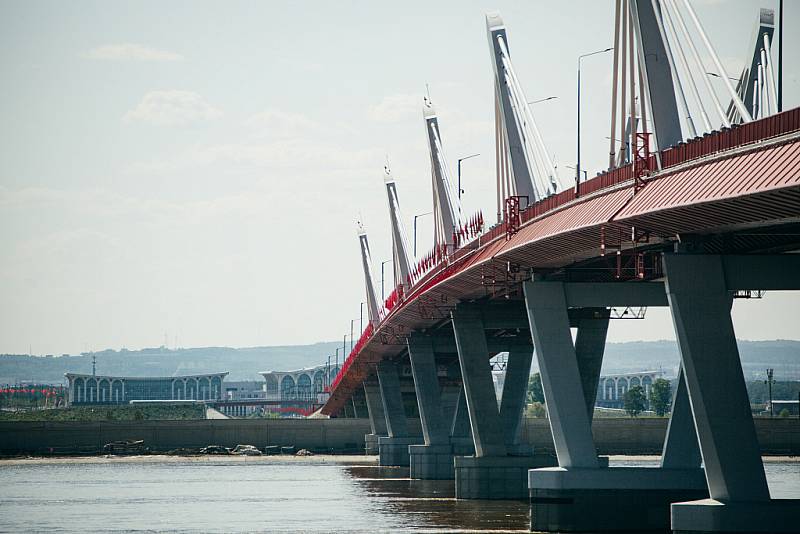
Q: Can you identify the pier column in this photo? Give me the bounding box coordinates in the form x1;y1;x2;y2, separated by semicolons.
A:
660;366;701;469
376;360;419;466
451;304;506;458
451;302;554;499
573;309;610;422
524;280;598;468
525;279;708;532
664;253;798;533
499;344;534;453
363;376;387;455
407;333;456;479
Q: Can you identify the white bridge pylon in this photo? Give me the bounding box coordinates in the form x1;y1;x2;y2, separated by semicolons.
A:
357;220;381;327
383;166;412;287
424;101;462;250
486;11;561;219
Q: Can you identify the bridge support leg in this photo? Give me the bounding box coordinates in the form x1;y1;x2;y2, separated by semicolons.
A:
376;360;420;466
449;386;475;456
363;377;387;455
407;333;456;479
524;279;708;532
664;254;799;534
451;303;554;500
499;344;535;455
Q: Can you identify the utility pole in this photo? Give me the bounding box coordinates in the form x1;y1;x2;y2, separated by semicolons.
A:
765;368;775;416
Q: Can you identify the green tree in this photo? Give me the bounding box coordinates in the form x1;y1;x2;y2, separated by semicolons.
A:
649;378;672;416
779;408;791;418
527;373;544;404
624;385;647;417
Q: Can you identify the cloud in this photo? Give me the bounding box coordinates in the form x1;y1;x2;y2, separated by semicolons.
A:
244;110;324;138
85;43;184;62
368;93;422;123
123;90;223;126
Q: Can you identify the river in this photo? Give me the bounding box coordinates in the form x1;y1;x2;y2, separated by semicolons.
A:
0;456;796;533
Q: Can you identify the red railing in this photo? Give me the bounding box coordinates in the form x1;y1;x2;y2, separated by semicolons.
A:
330;322;375;392
383;284;404;313
328;108;800;401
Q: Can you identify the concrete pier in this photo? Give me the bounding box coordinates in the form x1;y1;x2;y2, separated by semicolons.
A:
664;254;800;534
524;279;710;531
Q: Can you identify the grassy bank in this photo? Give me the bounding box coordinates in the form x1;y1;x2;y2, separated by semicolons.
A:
0;404;205;422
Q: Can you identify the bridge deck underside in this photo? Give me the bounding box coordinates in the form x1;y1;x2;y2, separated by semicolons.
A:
323;134;800;416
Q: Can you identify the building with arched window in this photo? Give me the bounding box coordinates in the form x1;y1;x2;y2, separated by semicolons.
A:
65;373;228;405
260;364;336;403
595;370;664;409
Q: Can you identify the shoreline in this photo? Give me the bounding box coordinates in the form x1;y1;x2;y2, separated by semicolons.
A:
0;453;796;467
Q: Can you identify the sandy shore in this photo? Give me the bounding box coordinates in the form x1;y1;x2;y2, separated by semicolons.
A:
0;453;381;467
0;454;795;467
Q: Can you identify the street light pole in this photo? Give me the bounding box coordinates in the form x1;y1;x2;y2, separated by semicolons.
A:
413;211;433;257
577;47;613;197
360;302;365;333
766;368;775;416
350;320;354;353
457;153;480;201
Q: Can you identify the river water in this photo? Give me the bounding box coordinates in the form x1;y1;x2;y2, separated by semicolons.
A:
0;456;796;533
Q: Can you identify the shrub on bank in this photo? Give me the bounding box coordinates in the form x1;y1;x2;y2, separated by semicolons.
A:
0;404;205;422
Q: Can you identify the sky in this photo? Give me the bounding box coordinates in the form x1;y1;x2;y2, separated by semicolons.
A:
1;0;798;355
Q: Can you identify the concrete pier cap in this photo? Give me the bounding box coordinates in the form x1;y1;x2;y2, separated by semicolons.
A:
671;498;800;534
529;467;708;532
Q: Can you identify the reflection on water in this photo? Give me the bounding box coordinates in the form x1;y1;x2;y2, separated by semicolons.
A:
0;457;796;533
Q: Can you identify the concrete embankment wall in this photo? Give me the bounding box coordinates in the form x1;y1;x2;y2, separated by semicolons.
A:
0;417;796;455
521;417;799;455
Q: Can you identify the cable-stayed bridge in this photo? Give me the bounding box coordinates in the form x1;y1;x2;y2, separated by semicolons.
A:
319;3;798;533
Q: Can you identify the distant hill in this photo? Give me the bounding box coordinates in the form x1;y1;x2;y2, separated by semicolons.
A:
596;339;800;381
0;342;342;385
1;339;798;385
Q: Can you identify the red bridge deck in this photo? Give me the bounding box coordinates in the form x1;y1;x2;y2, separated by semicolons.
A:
322;108;800;416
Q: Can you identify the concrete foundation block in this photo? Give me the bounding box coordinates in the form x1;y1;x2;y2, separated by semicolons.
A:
364;433;381;455
455;454;556;500
671;498;800;534
409;444;455;480
529;467;708;532
378;436;422;466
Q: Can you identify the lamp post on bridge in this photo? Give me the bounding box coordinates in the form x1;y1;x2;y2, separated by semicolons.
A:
359;301;365;334
349;320;355;354
457;153;480;202
577;47;613;197
413;211;433;257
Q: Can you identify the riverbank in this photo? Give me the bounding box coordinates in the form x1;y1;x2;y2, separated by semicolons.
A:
0;453;795;467
2;417;798;456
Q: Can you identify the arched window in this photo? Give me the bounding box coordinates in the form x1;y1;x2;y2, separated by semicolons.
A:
86;379;97;403
111;380;123;403
74;378;84;403
211;376;222;399
281;375;296;400
313;371;325;393
297;374;312;400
